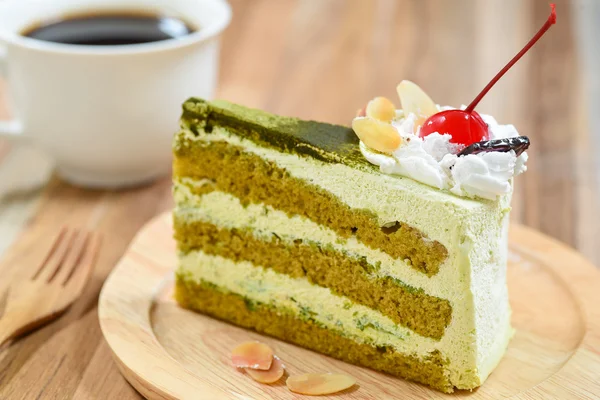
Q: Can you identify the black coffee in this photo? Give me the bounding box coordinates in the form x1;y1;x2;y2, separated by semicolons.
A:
22;11;196;46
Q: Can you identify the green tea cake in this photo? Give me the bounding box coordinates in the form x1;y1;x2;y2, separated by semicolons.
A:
171;83;531;391
170;9;561;383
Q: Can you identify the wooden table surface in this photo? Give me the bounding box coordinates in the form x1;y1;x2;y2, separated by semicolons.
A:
0;1;598;399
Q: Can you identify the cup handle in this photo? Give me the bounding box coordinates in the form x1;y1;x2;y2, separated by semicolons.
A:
0;44;24;140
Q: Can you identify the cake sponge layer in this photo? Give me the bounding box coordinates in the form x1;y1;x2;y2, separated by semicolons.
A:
173;140;448;276
175;275;454;393
181;98;365;166
174;216;452;339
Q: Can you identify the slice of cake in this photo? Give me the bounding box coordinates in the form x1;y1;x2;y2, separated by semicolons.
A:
171;86;529;391
170;4;557;392
171;5;558;391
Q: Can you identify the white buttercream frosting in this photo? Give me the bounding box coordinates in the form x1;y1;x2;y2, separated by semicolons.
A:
359;108;528;200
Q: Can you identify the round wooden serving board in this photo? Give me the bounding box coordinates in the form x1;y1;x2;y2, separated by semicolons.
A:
99;211;600;400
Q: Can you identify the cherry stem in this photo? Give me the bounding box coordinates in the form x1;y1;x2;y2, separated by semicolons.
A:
465;4;557;113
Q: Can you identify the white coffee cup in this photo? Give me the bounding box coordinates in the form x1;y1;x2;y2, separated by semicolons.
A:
0;0;231;188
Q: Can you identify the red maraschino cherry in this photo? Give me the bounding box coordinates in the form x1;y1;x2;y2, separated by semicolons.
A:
419;4;557;146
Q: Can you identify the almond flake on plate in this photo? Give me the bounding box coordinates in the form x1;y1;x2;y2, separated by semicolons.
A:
245;355;285;384
286;373;356;395
231;341;274;370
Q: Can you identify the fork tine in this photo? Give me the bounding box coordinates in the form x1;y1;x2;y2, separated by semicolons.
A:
54;231;89;285
65;232;101;295
32;226;67;279
34;227;77;282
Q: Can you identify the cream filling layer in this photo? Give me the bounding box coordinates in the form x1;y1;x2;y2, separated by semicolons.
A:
178;250;438;355
174;181;454;299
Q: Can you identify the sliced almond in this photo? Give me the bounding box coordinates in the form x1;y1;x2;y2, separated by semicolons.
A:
352;117;402;153
231;341;273;370
396;80;438;132
366;96;396;122
245;355;285;384
286;373;356;395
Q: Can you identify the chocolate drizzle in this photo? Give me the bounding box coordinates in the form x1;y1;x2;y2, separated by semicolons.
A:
457;136;530;157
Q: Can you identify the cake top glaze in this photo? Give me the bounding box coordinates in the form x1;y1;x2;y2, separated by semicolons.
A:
181;98;370;168
180;97;520;202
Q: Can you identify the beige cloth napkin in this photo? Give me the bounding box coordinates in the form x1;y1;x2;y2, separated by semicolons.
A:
0;143;54;256
0;143;54;199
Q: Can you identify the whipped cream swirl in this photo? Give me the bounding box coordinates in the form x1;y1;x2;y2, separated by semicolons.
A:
360;108;528;200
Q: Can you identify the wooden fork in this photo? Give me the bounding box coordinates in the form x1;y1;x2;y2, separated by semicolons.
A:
0;227;101;346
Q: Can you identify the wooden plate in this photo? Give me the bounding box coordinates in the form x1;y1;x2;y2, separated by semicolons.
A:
98;211;600;399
